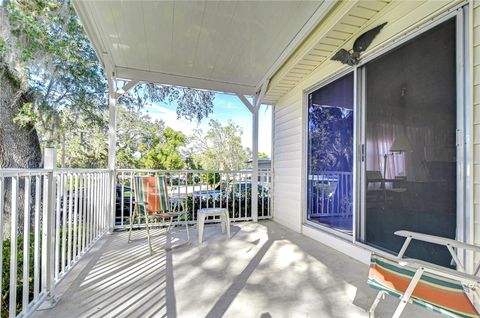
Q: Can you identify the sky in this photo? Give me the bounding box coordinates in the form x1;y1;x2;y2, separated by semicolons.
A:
142;93;272;157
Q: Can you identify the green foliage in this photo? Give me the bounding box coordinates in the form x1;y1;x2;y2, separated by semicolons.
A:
54;106;207;169
56;109;108;168
183;188;270;220
119;83;215;123
0;228;77;317
141;127;186;170
309;106;353;171
5;0;108;144
115;107;165;169
201;172;221;186
2;0;216;166
13;103;37;128
188;119;250;171
258;152;269;159
0;37;10;55
184;157;203;171
2;233;35;318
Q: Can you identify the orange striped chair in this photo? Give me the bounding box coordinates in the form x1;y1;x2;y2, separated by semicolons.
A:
128;175;190;254
368;231;480;318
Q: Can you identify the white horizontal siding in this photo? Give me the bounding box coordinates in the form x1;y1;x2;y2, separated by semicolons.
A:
273;98;303;232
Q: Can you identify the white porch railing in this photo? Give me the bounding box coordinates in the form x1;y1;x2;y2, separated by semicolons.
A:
0;168;111;318
115;169;272;229
0;167;271;317
308;171;353;218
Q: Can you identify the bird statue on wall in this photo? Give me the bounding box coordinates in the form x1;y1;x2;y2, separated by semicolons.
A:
331;22;387;66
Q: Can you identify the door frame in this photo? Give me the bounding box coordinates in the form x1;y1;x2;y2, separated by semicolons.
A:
302;68;355;241
301;2;472;270
355;4;472;268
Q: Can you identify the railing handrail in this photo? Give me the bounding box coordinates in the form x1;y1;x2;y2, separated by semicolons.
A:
0;169;53;177
0;168;272;180
0;168;111;176
308;171;353;175
1;168;271;174
56;168;110;173
116;168;271;174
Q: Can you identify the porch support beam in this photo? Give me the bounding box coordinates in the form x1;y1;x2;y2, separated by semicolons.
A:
236;93;259;223
116;66;256;96
107;70;117;233
255;79;269;108
236;94;255;113
115;79;140;99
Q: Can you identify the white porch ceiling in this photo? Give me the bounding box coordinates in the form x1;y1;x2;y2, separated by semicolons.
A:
74;0;334;96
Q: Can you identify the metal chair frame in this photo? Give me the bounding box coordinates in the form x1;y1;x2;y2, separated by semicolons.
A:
369;230;480;318
128;176;190;254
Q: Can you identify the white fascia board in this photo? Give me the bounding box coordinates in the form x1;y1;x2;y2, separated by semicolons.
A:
255;0;337;93
116;67;256;96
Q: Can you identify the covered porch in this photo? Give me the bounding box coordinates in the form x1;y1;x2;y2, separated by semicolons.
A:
32;221;433;318
2;0;475;317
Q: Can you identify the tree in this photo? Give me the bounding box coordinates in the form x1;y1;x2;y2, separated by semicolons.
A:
119;84;215;123
57;106;193;170
57;109;108;168
115;107;165;169
189;120;250;171
0;0;215;238
308;106;353;172
1;0;215;168
141;127;186;170
56;105;193;170
0;0;44;170
2;0;108;150
258;152;269;159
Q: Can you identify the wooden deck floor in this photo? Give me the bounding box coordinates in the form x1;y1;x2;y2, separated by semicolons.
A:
32;221;437;318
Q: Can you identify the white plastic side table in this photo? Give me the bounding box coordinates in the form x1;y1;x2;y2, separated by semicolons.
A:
197;208;230;243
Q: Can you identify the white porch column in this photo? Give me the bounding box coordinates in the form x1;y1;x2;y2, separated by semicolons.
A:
107;72;117;233
251;107;259;222
236;94;259;222
40;148;58;308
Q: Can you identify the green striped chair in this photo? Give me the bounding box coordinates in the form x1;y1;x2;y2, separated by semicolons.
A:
128;175;190;254
368;231;480;318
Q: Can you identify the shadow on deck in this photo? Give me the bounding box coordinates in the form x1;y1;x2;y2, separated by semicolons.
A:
32;221;438;318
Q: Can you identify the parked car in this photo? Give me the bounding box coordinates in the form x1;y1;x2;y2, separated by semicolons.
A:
193;187;222;200
115;184;135;221
230;182;269;195
191;182;270;199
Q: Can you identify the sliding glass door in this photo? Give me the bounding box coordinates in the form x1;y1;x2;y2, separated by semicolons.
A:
362;19;457;267
307;73;354;235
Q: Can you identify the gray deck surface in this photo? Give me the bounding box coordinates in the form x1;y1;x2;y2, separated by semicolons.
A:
33;221;438;318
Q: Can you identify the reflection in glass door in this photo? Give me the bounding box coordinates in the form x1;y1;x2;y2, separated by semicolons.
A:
307;73;354;234
362;19;457;267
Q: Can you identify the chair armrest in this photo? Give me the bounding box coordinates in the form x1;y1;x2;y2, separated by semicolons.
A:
395;230;480;254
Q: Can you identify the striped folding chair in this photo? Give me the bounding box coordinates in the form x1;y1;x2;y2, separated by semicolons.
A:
368;231;480;318
128;175;190;254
